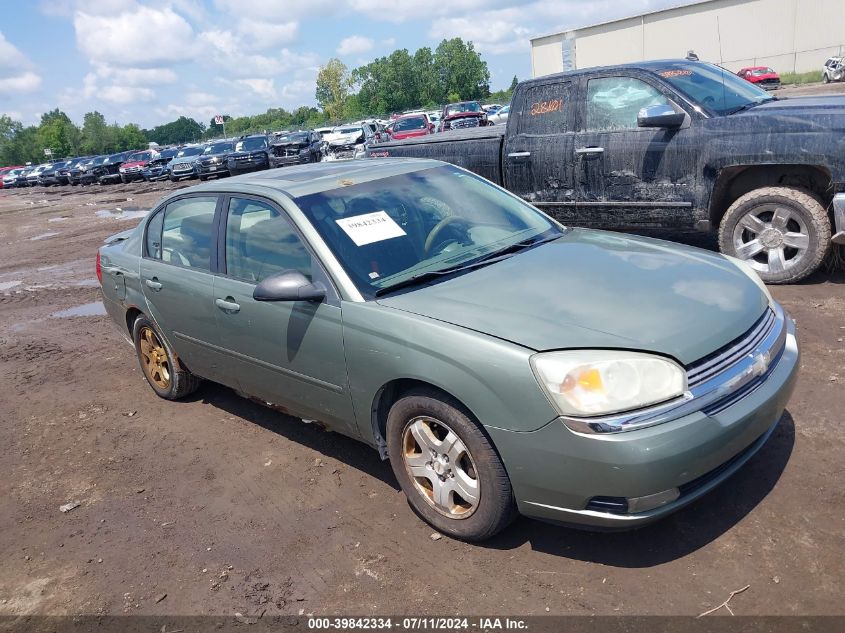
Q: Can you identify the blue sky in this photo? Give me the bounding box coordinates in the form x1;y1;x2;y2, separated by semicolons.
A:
1;0;686;129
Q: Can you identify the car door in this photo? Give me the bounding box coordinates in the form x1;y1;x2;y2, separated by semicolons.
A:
573;73;698;230
140;194;233;385
211;195;357;437
502;79;576;223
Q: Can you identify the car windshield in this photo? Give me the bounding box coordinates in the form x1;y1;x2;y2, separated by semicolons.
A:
750;68;775;76
295;165;562;299
177;146;203;157
394;117;427;132
92;156;107;165
204;142;233;154
655;62;775;115
276;133;308;142
445;102;482;115
235;137;267;151
127;152;148;162
333;127;361;135
160;149;178;159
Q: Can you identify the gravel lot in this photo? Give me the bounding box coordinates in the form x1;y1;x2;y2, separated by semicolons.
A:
0;157;843;619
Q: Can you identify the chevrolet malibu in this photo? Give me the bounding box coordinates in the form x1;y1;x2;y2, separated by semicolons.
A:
97;159;799;541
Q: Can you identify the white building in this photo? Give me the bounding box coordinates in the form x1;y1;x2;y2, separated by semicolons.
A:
530;0;844;78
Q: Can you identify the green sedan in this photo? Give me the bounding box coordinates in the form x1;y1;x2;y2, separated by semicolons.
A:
97;159;799;541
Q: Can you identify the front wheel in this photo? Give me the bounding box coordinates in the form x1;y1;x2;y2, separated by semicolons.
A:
823;73;830;84
133;316;202;399
718;186;831;284
386;389;516;541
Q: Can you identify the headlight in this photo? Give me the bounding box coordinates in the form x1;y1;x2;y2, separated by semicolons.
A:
530;350;687;417
725;255;774;306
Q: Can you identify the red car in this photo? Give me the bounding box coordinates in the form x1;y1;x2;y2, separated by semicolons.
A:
439;100;488;132
0;165;24;189
737;66;781;90
388;113;435;140
118;150;157;183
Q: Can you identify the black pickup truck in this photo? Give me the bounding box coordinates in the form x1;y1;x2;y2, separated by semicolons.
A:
369;59;845;283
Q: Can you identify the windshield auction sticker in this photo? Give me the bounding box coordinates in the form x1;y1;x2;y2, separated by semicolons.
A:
336;211;407;246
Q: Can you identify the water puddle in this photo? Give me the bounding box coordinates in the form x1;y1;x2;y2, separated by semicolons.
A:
0;280;22;291
30;231;60;241
51;302;107;318
95;207;147;221
48;216;69;223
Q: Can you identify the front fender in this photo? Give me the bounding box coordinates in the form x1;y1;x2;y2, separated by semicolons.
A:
341;302;559;446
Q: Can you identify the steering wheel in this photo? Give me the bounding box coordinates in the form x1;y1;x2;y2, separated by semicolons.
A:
424;216;469;256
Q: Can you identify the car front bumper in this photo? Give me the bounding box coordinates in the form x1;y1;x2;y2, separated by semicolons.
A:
488;315;799;529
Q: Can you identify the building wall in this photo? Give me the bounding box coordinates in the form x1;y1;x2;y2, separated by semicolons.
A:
530;0;844;77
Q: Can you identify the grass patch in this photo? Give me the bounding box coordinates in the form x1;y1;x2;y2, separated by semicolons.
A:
779;71;823;85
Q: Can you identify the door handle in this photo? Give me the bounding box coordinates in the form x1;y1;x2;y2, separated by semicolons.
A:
145;278;162;291
507;151;531;158
575;147;605;155
215;297;241;313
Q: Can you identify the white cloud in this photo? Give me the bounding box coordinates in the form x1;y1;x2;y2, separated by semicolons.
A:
235;78;277;100
98;85;155;104
74;7;195;66
337;35;374;56
94;64;179;86
0;32;42;95
212;0;335;20
197;30;319;78
39;0;138;18
429;12;531;54
0;72;42;94
237;18;299;50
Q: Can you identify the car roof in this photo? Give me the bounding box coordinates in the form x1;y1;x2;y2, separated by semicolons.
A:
164;157;444;199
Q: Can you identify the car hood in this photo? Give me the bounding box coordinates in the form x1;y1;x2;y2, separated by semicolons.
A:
121;160;148;169
444;111;484;121
391;129;430;140
198;151;231;160
169;155;201;165
325;132;363;145
378;230;768;365
744;95;845;113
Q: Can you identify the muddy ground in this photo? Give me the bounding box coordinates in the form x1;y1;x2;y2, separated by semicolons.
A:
0;170;843;621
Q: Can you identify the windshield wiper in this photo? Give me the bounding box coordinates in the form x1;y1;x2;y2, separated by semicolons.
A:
727;98;775;115
374;232;562;297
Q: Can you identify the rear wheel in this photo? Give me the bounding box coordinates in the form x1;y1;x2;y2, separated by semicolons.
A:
386;389;516;541
823;73;830;84
718;186;830;284
133;315;201;400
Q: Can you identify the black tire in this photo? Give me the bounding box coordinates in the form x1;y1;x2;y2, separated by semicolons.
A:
199;175;207;181
823;73;830;84
718;186;831;284
132;315;202;400
386;389;516;541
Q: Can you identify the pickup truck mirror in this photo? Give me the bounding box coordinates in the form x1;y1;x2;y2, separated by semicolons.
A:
638;104;686;129
253;270;326;303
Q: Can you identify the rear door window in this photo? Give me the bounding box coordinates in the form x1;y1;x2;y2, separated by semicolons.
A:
518;82;571;134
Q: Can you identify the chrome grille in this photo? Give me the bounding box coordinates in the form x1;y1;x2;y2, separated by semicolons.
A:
687;309;776;388
450;117;480;130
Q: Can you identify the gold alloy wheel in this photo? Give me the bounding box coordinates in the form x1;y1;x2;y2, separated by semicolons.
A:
402;416;480;519
138;326;171;390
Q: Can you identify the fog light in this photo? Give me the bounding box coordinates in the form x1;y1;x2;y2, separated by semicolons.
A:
627;488;680;513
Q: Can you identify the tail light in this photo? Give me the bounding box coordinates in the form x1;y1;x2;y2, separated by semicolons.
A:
95;251;102;284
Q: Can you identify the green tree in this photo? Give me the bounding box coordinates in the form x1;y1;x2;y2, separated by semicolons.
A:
316;58;353;122
80;111;111;154
117;123;147;151
433;38;490;102
143;116;205;145
37;109;81;158
0;115;25;165
413;47;442;107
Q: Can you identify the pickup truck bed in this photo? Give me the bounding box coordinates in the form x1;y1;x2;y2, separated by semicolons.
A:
370;126;505;186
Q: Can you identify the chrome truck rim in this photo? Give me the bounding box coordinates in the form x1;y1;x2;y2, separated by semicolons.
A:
402;417;480;518
732;204;810;274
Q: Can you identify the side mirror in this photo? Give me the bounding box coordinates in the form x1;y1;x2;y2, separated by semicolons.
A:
253;270;326;302
637;104;686;128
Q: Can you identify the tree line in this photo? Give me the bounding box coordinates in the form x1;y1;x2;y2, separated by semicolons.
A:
0;38;517;166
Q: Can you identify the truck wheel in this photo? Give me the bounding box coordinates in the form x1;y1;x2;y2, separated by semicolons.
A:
133;315;202;400
386;388;517;542
718;186;831;284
